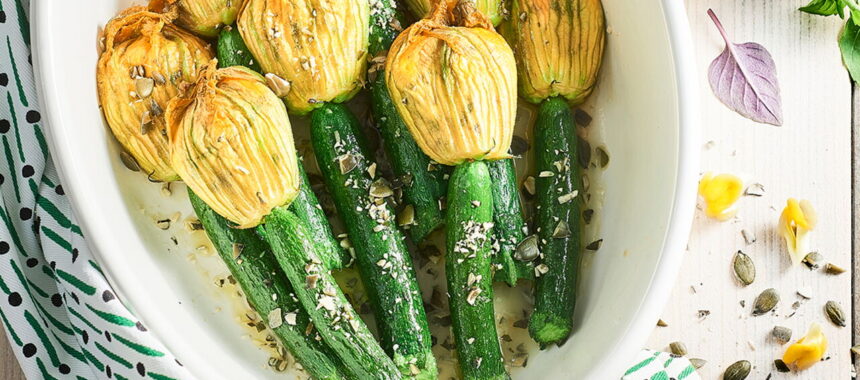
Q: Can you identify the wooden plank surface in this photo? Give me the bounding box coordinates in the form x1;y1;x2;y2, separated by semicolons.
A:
0;324;24;380
647;1;853;379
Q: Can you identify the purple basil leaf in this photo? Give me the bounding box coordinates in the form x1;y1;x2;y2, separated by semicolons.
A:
707;9;783;126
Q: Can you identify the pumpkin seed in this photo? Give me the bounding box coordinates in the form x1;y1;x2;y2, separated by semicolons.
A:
510;135;530;155
824;263;846;275
337;153;358;174
689;358;707;370
732;251;755;286
773;359;790;373
583;208;594;224
577;138;591;169
741;229;756;245
267;308;282;329
744;183;765;196
595;145;609;168
369;179;393;198
771;326;792;344
585;239;603;251
574;109;592;127
656;319;668;327
752;288;779;316
801;251;823;270
119;150;141;172
513;235;539;262
669;341;687;356
851;345;860;356
397;204;415;226
140;110;153;135
264;73;291;97
824;300;846;327
149;99;163;116
722;360;751;380
552;220;570;239
522;176;535;195
232;243;244;260
135;77;154;98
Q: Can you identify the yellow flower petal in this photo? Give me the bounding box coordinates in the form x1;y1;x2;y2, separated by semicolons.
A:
783;322;827;370
697;172;743;221
779;198;816;265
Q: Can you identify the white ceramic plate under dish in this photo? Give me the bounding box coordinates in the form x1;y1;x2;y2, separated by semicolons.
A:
32;1;698;378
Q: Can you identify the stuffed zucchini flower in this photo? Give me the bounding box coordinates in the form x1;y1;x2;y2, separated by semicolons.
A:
506;0;605;105
404;0;504;26
166;63;300;228
97;6;213;181
385;0;517;166
149;0;242;37
236;0;369;114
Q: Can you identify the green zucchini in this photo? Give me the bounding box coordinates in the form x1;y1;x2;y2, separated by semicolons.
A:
529;96;585;345
260;208;402;380
188;190;346;380
310;103;436;379
216;25;261;72
368;0;447;242
288;157;351;269
216;26;347;270
487;158;533;286
446;160;508;380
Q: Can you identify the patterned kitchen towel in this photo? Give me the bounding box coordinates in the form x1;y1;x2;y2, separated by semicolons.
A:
0;1;700;380
0;1;192;379
622;350;701;380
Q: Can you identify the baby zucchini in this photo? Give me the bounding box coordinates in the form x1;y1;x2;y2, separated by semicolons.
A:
261;208;402;380
487;158;533;286
188;190;346;380
310;103;436;379
367;0;447;242
446;161;508;380
529;97;585;345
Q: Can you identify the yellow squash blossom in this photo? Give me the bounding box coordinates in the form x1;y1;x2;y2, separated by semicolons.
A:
385;0;517;166
783;322;827;370
779;198;817;265
505;0;606;105
404;0;504;26
166;63;300;228
236;0;369;114
97;6;213;181
698;172;743;221
149;0;242;37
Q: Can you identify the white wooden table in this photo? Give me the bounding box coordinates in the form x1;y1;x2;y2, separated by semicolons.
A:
0;1;855;380
646;1;853;379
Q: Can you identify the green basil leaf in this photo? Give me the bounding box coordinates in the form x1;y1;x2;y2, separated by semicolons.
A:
800;0;845;17
839;18;860;82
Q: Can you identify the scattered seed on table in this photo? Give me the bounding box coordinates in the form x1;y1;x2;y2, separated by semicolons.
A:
723;360;751;380
753;288;779;316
